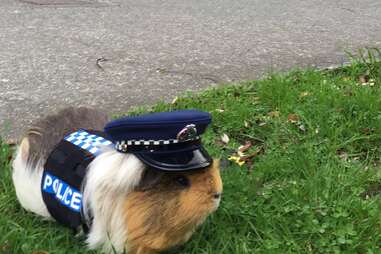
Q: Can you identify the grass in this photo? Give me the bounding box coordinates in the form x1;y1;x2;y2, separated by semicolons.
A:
1;48;381;253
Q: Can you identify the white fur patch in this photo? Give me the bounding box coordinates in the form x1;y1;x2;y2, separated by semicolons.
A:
83;149;145;253
13;139;145;253
12;140;51;218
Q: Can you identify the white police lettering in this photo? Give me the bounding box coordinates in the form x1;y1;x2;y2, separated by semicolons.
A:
63;188;73;205
56;183;64;200
71;192;82;211
42;173;82;212
53;179;59;193
43;174;53;190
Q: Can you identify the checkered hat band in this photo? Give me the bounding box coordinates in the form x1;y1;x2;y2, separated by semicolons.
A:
64;130;114;156
115;136;201;152
116;136;200;146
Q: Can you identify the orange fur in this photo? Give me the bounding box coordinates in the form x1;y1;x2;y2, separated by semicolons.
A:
124;160;222;254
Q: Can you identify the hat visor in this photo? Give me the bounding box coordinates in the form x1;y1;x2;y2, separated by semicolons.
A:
134;147;212;171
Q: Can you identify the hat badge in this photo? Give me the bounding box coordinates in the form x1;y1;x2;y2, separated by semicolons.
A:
177;124;197;142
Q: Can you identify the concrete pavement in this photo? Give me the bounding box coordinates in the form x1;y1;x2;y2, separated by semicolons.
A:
1;0;381;141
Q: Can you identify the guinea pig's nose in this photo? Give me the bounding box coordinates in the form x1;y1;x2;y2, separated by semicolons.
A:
213;192;222;199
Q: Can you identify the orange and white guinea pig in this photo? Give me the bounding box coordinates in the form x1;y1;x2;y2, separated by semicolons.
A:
12;107;223;254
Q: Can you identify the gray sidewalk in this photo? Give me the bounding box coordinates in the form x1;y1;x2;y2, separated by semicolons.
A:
1;0;381;141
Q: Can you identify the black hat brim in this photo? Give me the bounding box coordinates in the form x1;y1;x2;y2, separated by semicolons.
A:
134;147;212;171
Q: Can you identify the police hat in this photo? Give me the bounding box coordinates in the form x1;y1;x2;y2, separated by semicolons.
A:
104;110;213;171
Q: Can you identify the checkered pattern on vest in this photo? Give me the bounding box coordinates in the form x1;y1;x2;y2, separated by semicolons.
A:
64;130;113;156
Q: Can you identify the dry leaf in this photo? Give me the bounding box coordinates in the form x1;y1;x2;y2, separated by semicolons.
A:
337;150;348;161
228;145;264;169
0;243;10;253
267;111;280;118
359;74;370;84
358;75;376;86
240;146;264;161
238;141;252;153
361;128;374;135
237;150;244;157
307;243;313;252
298;124;306;132
362;128;370;134
6;138;17;146
214;139;226;147
299;91;310;98
258;122;267;127
228;155;245;166
95;57;108;70
221;133;230;145
287;114;300;123
171;96;178;104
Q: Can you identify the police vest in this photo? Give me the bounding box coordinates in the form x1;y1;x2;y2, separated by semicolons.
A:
41;129;113;230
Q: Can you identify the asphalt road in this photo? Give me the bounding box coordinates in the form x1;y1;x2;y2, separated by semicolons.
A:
1;0;381;141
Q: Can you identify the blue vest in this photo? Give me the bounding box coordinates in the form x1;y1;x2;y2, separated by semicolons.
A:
41;129;113;230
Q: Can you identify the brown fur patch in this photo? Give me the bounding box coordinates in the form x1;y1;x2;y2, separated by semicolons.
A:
124;160;222;253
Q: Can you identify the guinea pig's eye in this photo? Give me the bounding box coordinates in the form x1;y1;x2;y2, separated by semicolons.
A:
175;175;190;187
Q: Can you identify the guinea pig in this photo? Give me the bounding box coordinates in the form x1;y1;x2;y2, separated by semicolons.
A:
12;107;223;254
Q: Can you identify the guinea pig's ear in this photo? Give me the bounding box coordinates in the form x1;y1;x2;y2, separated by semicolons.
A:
19;138;30;162
136;167;165;191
